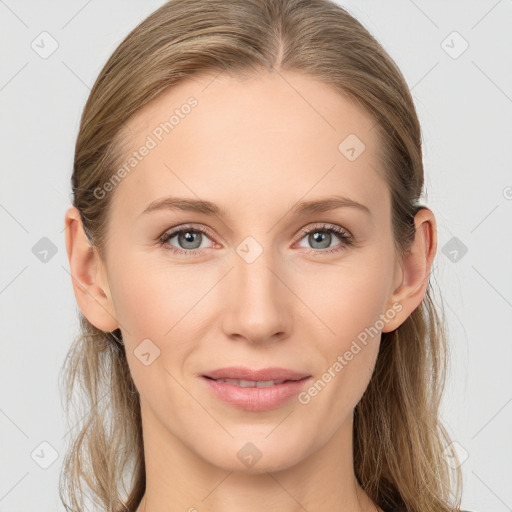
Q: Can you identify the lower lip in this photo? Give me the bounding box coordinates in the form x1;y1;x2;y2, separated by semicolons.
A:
202;376;311;412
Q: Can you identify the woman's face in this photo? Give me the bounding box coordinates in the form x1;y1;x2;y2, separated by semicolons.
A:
98;70;405;472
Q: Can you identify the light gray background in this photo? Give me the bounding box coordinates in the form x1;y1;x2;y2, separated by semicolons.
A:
1;1;511;511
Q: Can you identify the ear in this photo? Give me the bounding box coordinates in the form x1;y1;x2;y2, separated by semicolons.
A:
382;208;437;333
64;206;119;332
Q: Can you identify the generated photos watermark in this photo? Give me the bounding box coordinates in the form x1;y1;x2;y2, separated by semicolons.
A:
93;96;198;200
297;301;402;405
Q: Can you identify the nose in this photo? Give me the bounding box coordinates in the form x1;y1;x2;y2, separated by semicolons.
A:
221;246;292;344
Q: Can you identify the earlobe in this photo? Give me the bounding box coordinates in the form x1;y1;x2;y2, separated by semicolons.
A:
382;208;437;333
64;206;119;332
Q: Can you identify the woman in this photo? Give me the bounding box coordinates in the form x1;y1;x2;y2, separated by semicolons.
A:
60;1;469;511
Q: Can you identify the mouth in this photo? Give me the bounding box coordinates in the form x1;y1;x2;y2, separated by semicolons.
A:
203;376;305;387
200;367;311;411
201;366;310;382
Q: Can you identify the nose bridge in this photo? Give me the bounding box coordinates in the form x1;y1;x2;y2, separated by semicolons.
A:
222;239;289;342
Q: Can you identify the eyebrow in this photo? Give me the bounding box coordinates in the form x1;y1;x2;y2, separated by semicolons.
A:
141;194;371;218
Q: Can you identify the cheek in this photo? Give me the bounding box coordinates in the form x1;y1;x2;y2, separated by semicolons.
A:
109;254;205;339
294;251;392;403
297;255;393;345
108;256;202;399
108;254;216;390
295;267;386;430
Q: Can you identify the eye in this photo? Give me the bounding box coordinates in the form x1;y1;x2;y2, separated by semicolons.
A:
158;225;215;256
158;222;354;257
295;223;354;256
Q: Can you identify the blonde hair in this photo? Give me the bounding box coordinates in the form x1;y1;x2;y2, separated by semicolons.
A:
60;1;463;511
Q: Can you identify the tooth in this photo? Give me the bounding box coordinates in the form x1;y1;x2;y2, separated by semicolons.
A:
213;378;288;387
223;379;241;385
256;380;275;387
239;379;257;387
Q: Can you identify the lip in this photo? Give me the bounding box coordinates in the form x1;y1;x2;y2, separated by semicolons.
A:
202;366;310;381
201;366;311;412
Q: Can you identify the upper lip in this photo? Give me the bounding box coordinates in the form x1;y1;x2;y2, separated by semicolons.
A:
202;366;310;381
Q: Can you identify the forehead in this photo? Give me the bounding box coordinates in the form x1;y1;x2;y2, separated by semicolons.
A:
110;70;388;222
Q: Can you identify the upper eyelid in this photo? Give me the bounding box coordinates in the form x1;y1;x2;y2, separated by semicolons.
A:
298;223;350;237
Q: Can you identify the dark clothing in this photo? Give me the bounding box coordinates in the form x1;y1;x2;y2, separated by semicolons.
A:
383;506;474;512
385;508;474;512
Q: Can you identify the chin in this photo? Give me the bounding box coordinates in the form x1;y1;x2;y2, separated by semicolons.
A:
197;435;310;475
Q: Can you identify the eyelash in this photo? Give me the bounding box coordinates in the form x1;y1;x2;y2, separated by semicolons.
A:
158;223;354;257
